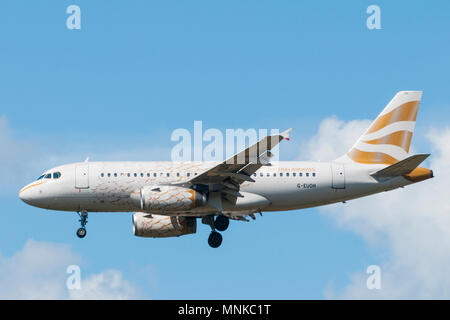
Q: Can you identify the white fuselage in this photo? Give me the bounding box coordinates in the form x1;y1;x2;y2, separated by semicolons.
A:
19;161;413;216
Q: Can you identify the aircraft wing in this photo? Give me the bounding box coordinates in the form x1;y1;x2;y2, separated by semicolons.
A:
183;128;292;207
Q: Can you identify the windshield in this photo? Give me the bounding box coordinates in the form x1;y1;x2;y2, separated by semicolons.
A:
36;172;62;181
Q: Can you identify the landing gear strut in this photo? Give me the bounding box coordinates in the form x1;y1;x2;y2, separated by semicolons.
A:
203;214;230;248
76;210;88;238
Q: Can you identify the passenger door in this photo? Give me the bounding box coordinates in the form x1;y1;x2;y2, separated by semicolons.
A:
75;164;89;189
331;162;345;189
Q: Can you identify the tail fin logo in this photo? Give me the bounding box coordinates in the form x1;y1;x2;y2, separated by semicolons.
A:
344;91;422;165
365;100;420;135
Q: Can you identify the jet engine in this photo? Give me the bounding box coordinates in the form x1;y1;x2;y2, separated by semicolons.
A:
132;212;197;238
138;185;207;213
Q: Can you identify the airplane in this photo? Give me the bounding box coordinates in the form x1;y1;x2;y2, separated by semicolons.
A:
19;91;433;248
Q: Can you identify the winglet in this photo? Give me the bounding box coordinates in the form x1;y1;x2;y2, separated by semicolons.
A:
280;128;293;141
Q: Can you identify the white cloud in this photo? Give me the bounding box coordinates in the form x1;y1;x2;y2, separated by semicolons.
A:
69;270;140;300
299;116;371;161
304;117;450;299
0;239;142;299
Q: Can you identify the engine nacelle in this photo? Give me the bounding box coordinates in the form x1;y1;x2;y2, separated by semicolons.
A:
132;212;197;238
138;185;207;213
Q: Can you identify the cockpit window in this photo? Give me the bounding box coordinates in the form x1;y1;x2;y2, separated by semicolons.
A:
37;174;45;180
53;172;61;179
44;173;51;179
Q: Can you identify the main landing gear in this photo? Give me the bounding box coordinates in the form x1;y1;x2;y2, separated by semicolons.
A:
208;231;222;248
203;214;230;248
214;214;229;232
76;210;88;238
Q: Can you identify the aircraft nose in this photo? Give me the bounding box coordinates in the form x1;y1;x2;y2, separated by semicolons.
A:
19;184;38;205
19;187;32;204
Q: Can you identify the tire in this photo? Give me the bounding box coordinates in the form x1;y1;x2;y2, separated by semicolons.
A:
208;231;223;248
76;227;86;238
214;215;229;232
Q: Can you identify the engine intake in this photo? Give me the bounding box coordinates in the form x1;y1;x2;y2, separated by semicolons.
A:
132;212;197;238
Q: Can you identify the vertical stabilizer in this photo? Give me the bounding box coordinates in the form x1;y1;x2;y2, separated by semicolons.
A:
337;91;422;165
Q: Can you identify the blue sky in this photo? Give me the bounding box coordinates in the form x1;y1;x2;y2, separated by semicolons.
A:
1;1;450;299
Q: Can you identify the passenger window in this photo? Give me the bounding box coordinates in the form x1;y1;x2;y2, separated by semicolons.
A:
107;173;111;177
134;173;137;177
177;173;180;177
147;173;150;177
101;173;104;178
140;173;144;177
253;173;256;177
187;173;191;177
267;172;270;177
166;173;170;177
53;172;61;179
286;172;290;177
153;173;157;177
114;173;117;177
293;172;296;177
306;173;309;177
312;172;316;177
280;172;283;177
299;173;303;177
260;173;263;177
127;173;130;177
273;173;276;177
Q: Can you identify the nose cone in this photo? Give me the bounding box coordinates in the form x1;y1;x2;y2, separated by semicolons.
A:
19;180;55;209
19;182;43;206
19;185;34;204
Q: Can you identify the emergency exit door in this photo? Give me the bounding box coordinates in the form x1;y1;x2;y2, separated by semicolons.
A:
331;162;345;189
75;164;89;189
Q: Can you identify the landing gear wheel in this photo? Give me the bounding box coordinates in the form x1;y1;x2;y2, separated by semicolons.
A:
208;231;223;248
77;227;86;238
76;210;88;239
214;215;229;232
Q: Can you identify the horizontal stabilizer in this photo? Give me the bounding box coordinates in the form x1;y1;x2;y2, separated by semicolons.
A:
371;154;430;178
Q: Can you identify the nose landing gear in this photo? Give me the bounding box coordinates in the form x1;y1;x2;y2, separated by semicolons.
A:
76;210;88;238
